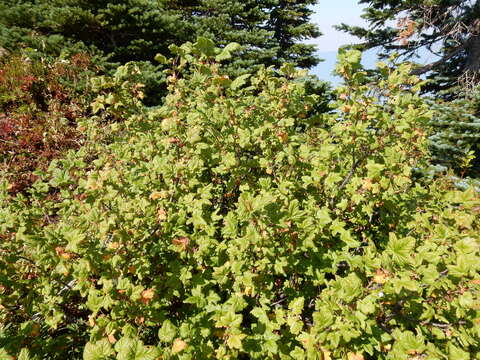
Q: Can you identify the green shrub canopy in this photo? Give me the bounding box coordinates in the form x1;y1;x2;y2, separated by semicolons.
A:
0;40;479;359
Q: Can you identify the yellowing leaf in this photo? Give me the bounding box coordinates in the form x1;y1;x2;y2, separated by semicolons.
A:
348;353;364;360
150;191;162;200
157;208;167;221
373;269;388;284
172;338;187;353
55;247;75;260
172;237;189;251
320;347;332;360
226;333;246;349
88;315;96;327
362;178;373;191
381;343;392;352
108;242;120;250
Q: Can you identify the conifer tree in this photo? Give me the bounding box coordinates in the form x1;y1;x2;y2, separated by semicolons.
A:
337;0;480;94
428;89;480;177
0;0;321;81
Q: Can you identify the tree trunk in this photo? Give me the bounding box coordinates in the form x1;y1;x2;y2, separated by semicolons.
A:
465;34;480;73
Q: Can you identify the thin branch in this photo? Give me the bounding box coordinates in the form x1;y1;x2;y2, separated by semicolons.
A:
329;158;363;209
410;41;468;76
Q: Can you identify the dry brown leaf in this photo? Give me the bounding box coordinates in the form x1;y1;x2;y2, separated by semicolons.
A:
172;338;187;353
140;288;155;304
108;332;116;344
276;131;288;143
30;323;40;337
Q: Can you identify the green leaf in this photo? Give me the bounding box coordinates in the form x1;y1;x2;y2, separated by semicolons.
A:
365;161;385;178
215;51;232;62
448;344;470;360
288;297;304;316
223;42;241;53
316;207;331;226
386;233;415;264
337;273;363;303
226;333;246;350
18;348;32;360
115;337;161;360
194;37;216;57
287;316;303;335
158;320;177;343
86;290;104;312
216;43;240;61
92;101;105;114
83;339;114;360
357;296;376;315
393;330;426;354
154;54;168;64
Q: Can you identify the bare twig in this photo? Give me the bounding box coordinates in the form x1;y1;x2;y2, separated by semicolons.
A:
410;42;468;76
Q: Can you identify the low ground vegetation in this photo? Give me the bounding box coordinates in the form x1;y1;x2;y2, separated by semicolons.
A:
0;53;98;194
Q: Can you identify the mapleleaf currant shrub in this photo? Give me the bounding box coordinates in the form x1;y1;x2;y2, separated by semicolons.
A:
0;40;479;359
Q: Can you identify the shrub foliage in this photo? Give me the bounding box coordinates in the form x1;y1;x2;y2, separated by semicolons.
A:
0;41;479;359
0;53;97;194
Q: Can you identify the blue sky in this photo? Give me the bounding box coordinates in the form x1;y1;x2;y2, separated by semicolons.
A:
309;1;368;52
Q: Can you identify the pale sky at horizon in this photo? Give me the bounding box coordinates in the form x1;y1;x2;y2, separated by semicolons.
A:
308;1;368;53
308;1;371;83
